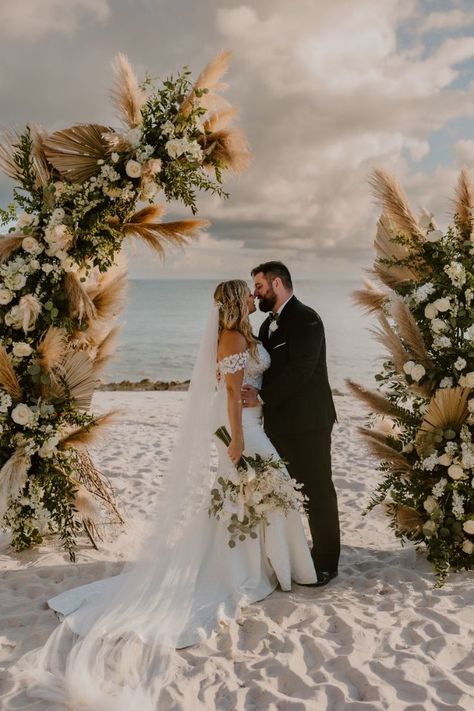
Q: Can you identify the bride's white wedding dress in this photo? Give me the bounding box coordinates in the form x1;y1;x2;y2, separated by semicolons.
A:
47;342;316;648
18;309;316;709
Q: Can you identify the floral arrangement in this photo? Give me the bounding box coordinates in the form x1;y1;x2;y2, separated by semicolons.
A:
210;426;307;547
0;52;249;559
349;169;473;584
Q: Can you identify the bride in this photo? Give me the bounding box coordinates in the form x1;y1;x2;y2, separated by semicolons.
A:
21;280;316;710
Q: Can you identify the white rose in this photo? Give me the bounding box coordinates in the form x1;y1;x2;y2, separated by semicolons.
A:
454;357;466;371
125;160;142;178
0;288;14;305
44;224;73;253
41;263;55;275
166;138;186;159
111;152;119;163
411;364;426;382
459;371;474;388
463;520;474;535
433;298;450;312
148;158;162;175
402;443;414;453
403;360;415;375
11;403;34;426
38;436;59;459
431;318;447;334
423;496;438;514
462;539;474;554
426;229;443;243
12;342;33;358
424;303;438;319
17;212;38;229
448;464;464;480
423;520;438;536
438;453;452;467
22;236;41;254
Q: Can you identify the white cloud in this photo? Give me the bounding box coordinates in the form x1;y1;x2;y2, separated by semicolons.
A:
0;0;110;38
420;9;474;34
454;139;474;166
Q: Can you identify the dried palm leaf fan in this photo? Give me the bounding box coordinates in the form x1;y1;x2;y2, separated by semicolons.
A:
0;129;23;180
50;350;98;411
123;205;209;256
43;123;111;183
416;387;470;454
388;503;423;534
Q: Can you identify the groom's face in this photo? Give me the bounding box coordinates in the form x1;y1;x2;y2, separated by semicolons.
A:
253;272;277;313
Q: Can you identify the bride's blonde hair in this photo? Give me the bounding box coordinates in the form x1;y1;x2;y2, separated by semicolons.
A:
214;279;259;359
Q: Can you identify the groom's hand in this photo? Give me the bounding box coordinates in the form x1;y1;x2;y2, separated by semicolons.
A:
241;384;259;408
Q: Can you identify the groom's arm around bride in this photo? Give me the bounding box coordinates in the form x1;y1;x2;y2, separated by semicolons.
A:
243;261;340;585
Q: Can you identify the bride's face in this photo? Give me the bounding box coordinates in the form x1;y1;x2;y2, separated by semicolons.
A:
245;287;256;314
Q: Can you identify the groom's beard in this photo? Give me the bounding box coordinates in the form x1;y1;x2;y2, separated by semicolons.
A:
258;290;277;312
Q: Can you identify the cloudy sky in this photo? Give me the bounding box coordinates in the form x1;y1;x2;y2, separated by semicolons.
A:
1;0;474;280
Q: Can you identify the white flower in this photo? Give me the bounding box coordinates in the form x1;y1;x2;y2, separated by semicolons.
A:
419;213;435;230
424;303;438;319
432;477;447;498
11;403;34;426
467;324;474;341
141;182;159;200
21;236;41;254
147;158;162;175
41;263;55;275
452;490;465;519
433;297;450;312
44;224;73;254
50;207;65;223
402;442;414;453
433;335;451;350
423;520;438;536
448;464;464;480
412;283;435;304
431;318;447;334
166;138;186;159
423;496;438;514
125;127;142;148
411;364;426;382
17;212;39;229
0;288;14;305
440;377;453;388
8;272;27;291
38;436;59;459
463;520;474;535
438;452;453;467
125;159;142;178
459;371;474;388
444;261;466;288
12;342;33;358
161;120;175;138
462;539;474;554
426;229;443;243
454;357;466;371
422;453;438;471
269;320;279;333
468;399;474;413
403;361;415;375
53;181;65;197
111;152;119;163
17;294;42;333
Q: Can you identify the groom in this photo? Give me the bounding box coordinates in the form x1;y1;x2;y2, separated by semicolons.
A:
242;261;340;587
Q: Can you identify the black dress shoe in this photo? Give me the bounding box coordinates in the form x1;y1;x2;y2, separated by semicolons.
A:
298;570;338;588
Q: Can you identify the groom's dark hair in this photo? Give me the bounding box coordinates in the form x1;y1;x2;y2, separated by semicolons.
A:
251;261;293;290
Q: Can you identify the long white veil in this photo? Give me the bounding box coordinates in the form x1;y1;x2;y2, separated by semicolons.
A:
20;303;221;710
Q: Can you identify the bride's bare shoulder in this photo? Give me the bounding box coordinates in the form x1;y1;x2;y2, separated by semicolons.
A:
218;329;247;358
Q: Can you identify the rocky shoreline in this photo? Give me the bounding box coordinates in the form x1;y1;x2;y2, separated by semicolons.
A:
97;379;346;395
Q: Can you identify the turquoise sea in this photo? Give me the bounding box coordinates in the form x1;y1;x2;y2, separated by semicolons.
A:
104;279;384;390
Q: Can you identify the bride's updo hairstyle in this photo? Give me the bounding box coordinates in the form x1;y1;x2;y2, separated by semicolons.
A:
214;279;259;359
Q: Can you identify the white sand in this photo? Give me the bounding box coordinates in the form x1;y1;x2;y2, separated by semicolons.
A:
1;391;473;710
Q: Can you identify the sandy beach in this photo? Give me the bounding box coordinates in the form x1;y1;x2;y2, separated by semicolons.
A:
1;390;473;710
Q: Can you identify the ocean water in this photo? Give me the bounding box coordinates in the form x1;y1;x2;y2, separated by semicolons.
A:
104;279;384;390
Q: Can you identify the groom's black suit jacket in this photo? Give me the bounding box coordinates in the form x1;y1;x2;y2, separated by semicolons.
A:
258;296;336;436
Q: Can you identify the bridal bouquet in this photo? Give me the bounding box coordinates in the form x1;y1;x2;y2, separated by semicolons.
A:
209;426;307;548
349;169;473;584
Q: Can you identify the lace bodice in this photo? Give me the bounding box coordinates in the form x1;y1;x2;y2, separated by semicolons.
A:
217;342;271;389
